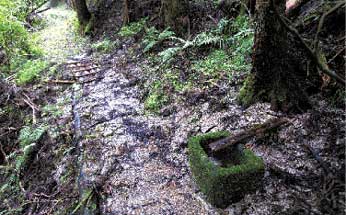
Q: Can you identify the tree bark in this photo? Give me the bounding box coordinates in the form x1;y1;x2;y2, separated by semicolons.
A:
238;0;311;112
162;0;189;36
74;0;91;27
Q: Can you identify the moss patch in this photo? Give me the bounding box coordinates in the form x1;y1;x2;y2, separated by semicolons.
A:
188;131;265;208
237;73;256;107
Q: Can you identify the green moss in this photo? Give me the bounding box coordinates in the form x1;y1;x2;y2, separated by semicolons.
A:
238;73;256;107
144;81;168;113
188;131;265;208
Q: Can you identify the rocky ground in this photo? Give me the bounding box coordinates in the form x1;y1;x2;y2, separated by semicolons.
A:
57;44;344;214
1;4;344;215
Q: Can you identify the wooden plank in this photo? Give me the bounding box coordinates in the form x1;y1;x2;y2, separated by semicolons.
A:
208;118;290;152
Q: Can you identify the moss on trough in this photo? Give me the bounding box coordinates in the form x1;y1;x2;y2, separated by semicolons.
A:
188;131;265;208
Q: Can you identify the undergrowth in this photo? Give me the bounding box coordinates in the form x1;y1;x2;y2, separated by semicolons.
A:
91;38;118;54
118;18;147;37
16;59;48;85
140;14;254;113
0;0;47;72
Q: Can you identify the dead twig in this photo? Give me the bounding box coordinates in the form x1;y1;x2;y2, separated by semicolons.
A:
328;47;345;64
209;118;290;152
272;0;346;86
45;80;76;84
22;93;40;124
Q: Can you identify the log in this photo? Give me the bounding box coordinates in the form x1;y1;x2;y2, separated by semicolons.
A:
208;118;290;152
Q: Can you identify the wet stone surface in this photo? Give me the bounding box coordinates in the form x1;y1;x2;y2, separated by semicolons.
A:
71;55;220;214
68;51;344;214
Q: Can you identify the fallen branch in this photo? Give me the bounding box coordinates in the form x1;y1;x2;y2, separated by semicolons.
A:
273;0;346;86
34;7;51;15
209;118;290;152
328;47;345;64
22;93;40;124
45;80;76;84
28;0;50;15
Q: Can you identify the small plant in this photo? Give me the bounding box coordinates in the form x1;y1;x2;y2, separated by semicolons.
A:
19;125;46;148
91;38;118;53
144;82;168;112
13;124;46;173
42;104;64;117
16;59;48;85
142;27;175;53
192;49;232;76
118;18;147;37
163;70;192;92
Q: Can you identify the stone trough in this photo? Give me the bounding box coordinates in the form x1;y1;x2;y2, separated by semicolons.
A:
188;131;265;208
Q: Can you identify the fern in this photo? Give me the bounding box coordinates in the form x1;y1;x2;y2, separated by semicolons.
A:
143;27;175;53
19;125;46;148
193;32;224;48
158;47;182;63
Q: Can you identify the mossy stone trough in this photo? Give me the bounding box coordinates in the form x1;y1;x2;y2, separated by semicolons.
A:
188;131;265;208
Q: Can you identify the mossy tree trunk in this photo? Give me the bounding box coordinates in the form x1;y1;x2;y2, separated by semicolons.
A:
74;0;91;27
162;0;189;36
238;0;311;112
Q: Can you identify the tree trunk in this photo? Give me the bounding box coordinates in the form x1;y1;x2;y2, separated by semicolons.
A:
74;0;91;27
238;0;311;112
162;0;189;36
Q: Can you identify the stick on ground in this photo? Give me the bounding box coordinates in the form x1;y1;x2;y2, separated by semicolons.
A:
208;118;290;152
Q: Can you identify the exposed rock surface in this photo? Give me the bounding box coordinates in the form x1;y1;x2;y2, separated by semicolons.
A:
67;48;344;214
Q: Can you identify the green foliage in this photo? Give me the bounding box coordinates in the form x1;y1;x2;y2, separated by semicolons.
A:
118;18;147;37
163;70;192;92
192;50;232;76
140;14;254;114
16;59;48;85
144;81;168;112
142;27;175;53
91;38;118;53
154;15;253;64
15;125;45;172
0;0;44;75
19;125;46;148
0;124;46;214
188;131;265;208
42;104;64;117
158;47;183;63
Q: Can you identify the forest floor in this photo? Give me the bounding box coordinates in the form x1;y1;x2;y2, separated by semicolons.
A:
1;4;344;215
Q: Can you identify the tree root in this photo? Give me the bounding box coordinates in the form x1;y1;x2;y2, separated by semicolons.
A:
273;0;346;86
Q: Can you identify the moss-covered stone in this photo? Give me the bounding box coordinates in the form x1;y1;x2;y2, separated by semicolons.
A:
188;131;265;208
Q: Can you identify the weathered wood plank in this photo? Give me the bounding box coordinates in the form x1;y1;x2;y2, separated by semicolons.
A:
208;118;290;152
